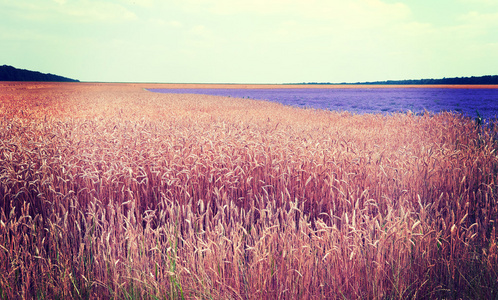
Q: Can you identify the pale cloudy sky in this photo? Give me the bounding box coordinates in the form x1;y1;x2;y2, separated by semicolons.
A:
1;0;497;83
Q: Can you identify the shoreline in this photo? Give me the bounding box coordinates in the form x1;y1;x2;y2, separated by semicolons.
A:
137;83;498;89
1;81;498;90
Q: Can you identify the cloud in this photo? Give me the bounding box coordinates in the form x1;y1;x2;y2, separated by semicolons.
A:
148;18;183;28
2;0;137;23
168;20;183;28
458;0;498;5
178;0;414;56
185;24;223;50
184;0;411;28
459;11;498;27
189;25;211;36
119;0;155;7
63;1;138;22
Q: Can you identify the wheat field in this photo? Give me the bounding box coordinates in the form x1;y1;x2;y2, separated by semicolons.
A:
1;82;497;299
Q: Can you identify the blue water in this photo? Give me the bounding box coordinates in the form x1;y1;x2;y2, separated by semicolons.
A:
148;87;498;121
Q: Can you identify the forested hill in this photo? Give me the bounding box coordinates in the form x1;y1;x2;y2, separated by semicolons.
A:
302;75;498;85
0;65;79;82
354;75;498;85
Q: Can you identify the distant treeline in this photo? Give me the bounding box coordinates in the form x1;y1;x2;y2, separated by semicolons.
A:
301;75;498;85
0;65;79;82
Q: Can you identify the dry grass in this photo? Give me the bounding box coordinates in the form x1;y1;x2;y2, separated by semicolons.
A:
1;82;497;299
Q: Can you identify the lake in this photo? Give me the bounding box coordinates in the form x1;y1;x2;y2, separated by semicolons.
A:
148;87;498;121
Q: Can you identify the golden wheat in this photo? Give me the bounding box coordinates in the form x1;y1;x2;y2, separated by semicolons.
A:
0;82;497;299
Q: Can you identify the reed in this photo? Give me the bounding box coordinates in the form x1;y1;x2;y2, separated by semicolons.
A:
0;82;497;299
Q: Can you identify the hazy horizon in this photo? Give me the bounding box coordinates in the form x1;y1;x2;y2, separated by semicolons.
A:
2;0;497;83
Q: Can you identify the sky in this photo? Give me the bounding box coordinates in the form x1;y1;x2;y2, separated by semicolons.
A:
1;0;497;83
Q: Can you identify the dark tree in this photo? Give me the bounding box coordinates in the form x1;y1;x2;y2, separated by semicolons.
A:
0;65;79;82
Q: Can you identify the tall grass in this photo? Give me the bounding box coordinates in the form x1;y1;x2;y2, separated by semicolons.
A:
1;82;497;299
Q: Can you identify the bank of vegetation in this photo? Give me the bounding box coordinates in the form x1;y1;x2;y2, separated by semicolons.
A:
0;65;79;82
301;74;498;85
